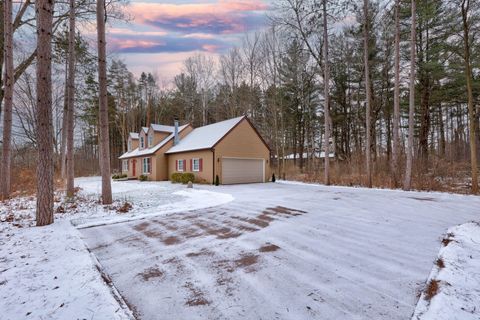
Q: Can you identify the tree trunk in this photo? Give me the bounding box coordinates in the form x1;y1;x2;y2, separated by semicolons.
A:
36;0;55;226
392;0;401;187
461;0;478;194
60;64;68;179
97;0;113;204
66;0;76;198
404;0;416;191
0;0;13;199
323;0;331;185
363;0;372;188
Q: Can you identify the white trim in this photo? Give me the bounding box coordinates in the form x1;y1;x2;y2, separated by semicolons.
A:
177;160;184;172
192;158;200;172
221;156;266;160
122;160;129;172
148;134;153;147
142;157;151;174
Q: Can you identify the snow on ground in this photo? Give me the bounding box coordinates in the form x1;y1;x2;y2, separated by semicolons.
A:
72;177;233;227
80;181;480;320
0;176;234;320
412;222;480;320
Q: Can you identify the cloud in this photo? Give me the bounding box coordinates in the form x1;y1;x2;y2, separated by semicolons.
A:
109;33;229;54
129;0;268;34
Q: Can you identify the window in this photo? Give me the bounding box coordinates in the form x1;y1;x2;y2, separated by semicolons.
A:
140;136;145;149
177;159;185;172
148;134;153;147
142;158;151;174
192;158;200;172
128;140;132;151
122;160;129;172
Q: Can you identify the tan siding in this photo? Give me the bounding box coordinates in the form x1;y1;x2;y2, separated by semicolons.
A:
167;150;214;183
125;125;194;181
214;119;271;183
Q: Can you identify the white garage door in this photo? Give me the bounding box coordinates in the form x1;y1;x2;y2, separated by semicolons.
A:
222;158;265;184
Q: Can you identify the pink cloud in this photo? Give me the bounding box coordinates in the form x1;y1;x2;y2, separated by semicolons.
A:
129;0;268;34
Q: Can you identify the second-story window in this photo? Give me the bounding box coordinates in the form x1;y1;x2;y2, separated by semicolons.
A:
140;136;145;149
128;140;132;151
148;134;153;147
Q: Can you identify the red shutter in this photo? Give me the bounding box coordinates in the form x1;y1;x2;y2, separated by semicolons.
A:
183;160;186;171
190;159;193;171
175;159;178;171
199;158;203;172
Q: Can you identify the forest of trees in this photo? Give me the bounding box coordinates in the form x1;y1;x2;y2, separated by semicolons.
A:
1;0;480;224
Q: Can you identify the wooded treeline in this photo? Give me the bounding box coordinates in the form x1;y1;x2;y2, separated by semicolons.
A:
1;0;480;225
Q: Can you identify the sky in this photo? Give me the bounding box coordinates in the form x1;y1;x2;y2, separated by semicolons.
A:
108;0;271;82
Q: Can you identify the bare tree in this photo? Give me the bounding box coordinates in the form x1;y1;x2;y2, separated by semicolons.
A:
0;0;14;199
36;0;55;226
97;0;113;204
461;0;478;194
66;0;76;198
184;53;215;125
363;0;372;188
322;0;331;185
392;0;401;187
404;0;416;191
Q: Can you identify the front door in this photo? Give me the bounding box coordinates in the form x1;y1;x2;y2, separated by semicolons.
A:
132;159;136;176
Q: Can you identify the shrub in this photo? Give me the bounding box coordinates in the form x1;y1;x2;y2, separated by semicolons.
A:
171;172;183;183
171;172;195;184
181;173;195;184
112;174;119;179
138;174;148;181
272;173;276;182
215;175;220;186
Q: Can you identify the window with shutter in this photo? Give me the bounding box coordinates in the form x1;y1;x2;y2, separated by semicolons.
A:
192;158;200;172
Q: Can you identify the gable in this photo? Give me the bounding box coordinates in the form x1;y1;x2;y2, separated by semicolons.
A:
214;118;270;156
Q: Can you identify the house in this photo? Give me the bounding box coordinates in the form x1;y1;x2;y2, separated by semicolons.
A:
119;116;271;184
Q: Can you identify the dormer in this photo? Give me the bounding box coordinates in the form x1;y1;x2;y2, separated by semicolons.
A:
139;127;148;150
128;132;139;151
149;124;171;147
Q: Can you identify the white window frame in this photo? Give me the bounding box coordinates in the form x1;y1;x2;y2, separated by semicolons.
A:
142;158;151;174
192;158;200;172
177;159;184;172
148;134;153;147
140;136;145;149
128;140;132;151
122;160;129;172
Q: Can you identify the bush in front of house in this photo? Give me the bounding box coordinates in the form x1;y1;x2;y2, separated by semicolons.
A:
138;174;148;181
171;172;195;184
112;173;128;180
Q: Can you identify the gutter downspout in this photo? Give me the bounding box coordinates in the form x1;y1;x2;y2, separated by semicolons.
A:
212;148;215;185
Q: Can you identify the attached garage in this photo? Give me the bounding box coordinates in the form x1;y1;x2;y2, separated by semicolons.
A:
221;158;265;184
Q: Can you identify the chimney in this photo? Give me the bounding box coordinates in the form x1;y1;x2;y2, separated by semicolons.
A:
174;117;179;145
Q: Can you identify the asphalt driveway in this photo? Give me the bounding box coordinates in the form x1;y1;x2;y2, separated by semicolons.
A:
79;182;480;320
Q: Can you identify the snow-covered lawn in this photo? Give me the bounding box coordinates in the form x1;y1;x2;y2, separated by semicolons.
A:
413;222;480;320
0;177;233;320
79;181;480;320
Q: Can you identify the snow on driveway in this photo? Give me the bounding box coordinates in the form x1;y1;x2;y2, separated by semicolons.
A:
79;182;480;320
0;177;233;320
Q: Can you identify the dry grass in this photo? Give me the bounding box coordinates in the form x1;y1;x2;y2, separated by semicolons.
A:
424;279;441;301
435;258;445;269
276;155;473;195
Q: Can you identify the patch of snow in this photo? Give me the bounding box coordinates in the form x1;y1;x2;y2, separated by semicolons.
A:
0;176;234;320
166;116;244;154
412;222;480;320
0;220;132;320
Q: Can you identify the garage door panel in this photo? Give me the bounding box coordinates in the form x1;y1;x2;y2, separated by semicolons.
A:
222;158;264;184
